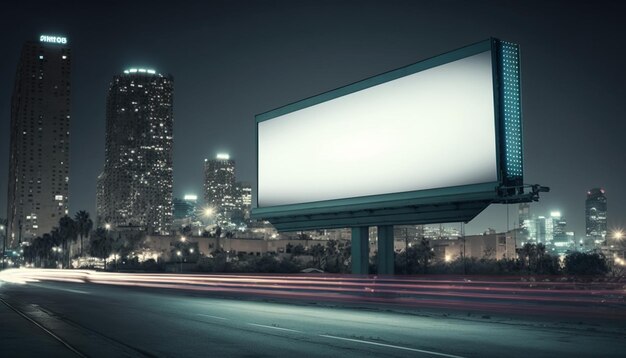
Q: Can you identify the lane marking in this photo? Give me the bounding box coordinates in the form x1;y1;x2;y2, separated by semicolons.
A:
0;297;87;357
197;314;229;320
247;323;303;333
33;283;89;295
319;334;466;358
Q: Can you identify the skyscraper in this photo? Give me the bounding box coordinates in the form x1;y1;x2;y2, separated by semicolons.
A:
586;188;607;245
236;181;252;219
518;202;530;230
7;35;71;246
204;153;236;222
98;68;174;234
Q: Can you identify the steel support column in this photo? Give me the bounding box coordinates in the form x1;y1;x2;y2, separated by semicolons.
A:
377;225;394;275
351;227;369;274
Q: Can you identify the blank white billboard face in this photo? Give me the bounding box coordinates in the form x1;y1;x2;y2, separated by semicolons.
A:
258;50;497;207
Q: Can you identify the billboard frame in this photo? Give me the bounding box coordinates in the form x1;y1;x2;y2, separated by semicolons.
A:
252;38;526;231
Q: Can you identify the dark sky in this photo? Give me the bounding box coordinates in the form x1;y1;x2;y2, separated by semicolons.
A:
1;0;625;236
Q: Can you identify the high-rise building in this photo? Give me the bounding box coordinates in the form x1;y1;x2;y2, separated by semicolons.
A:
173;195;198;220
235;181;252;219
518;202;530;230
7;35;71;246
586;188;607;245
95;172;105;226
204;154;236;222
98;68;174;234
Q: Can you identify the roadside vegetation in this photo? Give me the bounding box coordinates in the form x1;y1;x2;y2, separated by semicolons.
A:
19;214;618;278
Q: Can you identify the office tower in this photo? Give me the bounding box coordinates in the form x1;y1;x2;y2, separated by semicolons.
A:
95;172;105;227
7;35;71;245
99;68;174;234
586;188;607;245
548;211;571;254
518;202;530;230
236;181;252;219
526;216;547;244
173;195;198;221
204;154;236;222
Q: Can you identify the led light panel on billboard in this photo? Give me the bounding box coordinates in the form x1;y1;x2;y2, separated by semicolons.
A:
253;39;523;230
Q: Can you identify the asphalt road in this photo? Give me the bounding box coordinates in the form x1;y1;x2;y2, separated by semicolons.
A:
1;278;625;358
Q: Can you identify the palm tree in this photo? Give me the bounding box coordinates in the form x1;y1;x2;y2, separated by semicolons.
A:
90;228;113;270
74;211;93;257
40;233;54;267
58;216;78;268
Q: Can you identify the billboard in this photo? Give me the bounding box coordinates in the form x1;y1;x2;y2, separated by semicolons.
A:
253;39;523;230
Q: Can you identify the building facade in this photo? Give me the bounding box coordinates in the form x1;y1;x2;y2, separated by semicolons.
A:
204;154;236;222
173;195;198;221
98;68;174;234
235;181;252;220
518;202;530;230
431;233;516;262
7;35;71;245
585;188;607;246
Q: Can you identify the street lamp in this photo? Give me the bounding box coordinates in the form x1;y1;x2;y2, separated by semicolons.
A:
52;246;62;268
177;250;182;272
202;207;216;227
105;223;111;230
203;207;215;218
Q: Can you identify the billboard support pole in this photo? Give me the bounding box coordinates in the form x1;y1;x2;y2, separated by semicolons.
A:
377;225;394;275
351;227;369;274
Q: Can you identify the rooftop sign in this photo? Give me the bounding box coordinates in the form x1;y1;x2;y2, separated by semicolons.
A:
124;68;156;74
40;35;67;44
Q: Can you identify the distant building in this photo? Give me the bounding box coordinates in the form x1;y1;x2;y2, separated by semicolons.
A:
522;211;569;248
235;181;252;220
173;195;197;220
204;154;236;223
95;172;105;226
431;232;516;261
524;216;547;244
585;188;607;246
7;35;72;245
98;68;174;234
547;211;574;254
172;195;200;231
518;202;530;230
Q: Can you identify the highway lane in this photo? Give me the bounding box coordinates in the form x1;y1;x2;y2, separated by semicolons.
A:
2;269;624;321
1;279;625;358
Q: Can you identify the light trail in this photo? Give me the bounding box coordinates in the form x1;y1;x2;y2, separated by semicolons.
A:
1;268;624;320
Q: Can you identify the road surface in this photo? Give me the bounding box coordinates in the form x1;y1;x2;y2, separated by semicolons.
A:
1;271;625;357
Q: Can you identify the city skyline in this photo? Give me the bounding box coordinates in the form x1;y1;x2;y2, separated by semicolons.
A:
1;1;625;236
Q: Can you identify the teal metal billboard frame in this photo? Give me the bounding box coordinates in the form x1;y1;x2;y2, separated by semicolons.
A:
252;38;527;231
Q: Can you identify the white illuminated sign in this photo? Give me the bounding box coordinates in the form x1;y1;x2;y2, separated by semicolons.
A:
124;68;157;75
216;153;230;160
40;35;67;44
183;194;198;201
258;51;497;207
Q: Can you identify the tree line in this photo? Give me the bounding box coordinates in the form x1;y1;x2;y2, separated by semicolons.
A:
23;211;93;268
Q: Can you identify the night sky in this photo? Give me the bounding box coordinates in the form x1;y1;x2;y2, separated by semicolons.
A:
1;0;624;236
